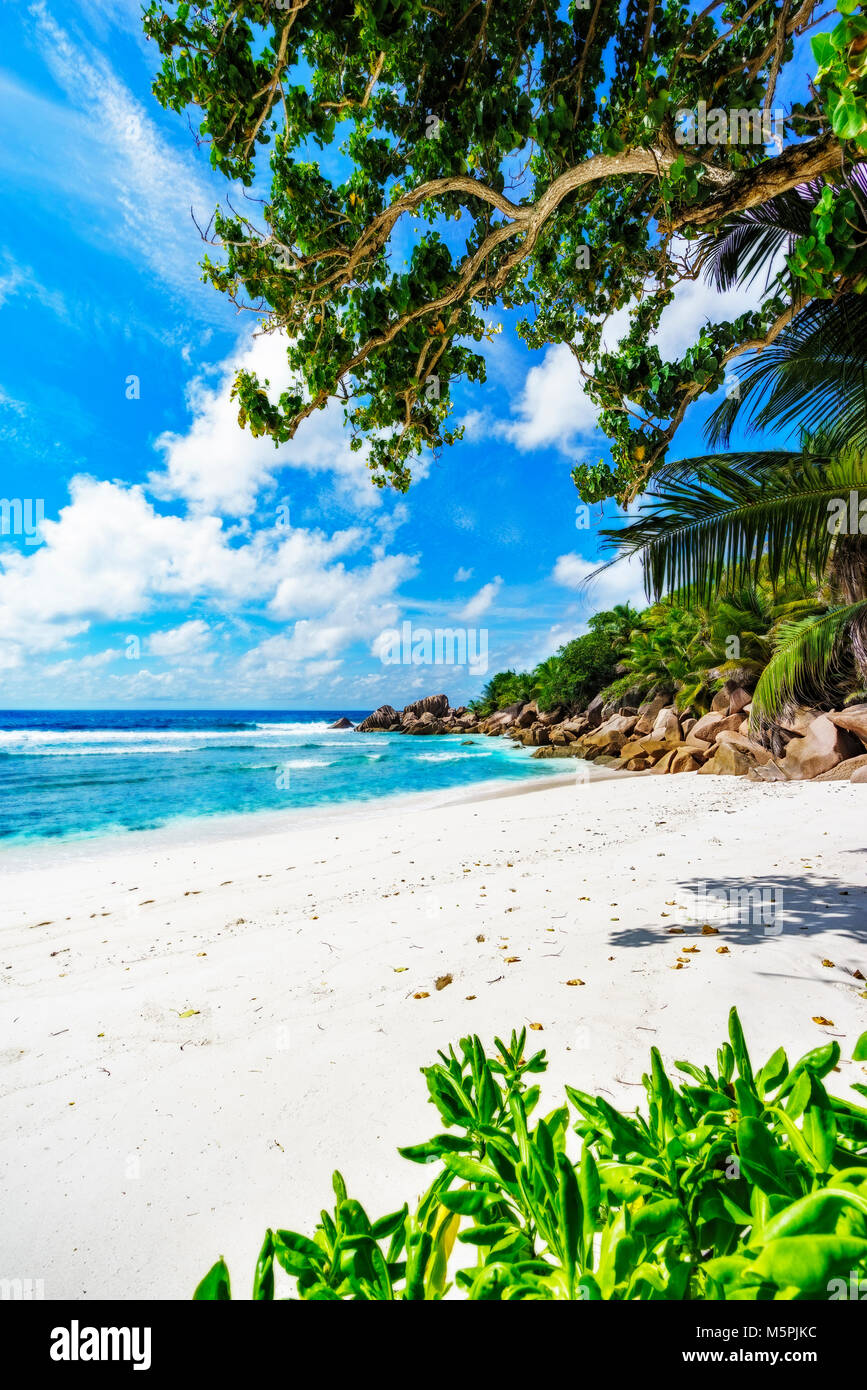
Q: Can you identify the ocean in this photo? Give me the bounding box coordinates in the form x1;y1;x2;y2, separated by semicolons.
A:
0;710;553;846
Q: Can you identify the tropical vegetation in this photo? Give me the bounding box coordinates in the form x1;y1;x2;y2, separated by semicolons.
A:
143;1;867;502
194;1011;867;1300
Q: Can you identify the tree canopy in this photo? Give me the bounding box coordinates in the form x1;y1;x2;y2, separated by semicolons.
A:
144;1;867;503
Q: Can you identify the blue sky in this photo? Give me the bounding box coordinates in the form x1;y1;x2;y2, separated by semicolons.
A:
0;0;812;709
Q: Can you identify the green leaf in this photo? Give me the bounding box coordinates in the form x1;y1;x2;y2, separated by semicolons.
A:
442;1153;500;1183
193;1258;231;1301
252;1230;274;1300
736;1118;793;1196
370;1206;408;1240
754;1235;867;1291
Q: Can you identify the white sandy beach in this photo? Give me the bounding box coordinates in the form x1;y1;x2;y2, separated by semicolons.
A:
2;772;866;1299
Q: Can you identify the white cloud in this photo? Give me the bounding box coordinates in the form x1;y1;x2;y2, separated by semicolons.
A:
0;475;416;677
149;620;212;658
551;552;648;611
496;344;600;453
150;330;414;516
459;576;502;621
453;566;473;582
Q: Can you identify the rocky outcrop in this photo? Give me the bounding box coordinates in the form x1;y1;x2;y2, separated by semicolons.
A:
779;714;862;780
585;694;605;728
812;753;867;781
405;711;441;734
650;706;683;742
780;707;822;735
355;704;401;732
354;686;867;787
699;743;759;777
714;731;773;765
599;713;639;736
727;685;752;715
827;704;867;744
689;712;725;742
328;716;354;729
403;694;450;719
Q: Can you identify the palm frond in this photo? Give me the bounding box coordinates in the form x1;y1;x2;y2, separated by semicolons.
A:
598;451;867;606
750;603;867;724
697;190;815;292
706;295;867;449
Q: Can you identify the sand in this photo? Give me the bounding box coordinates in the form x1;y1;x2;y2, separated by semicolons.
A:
1;773;866;1299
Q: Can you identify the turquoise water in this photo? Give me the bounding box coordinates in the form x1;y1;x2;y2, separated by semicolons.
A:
0;710;552;845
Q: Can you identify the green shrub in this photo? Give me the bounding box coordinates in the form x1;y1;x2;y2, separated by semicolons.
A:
195;1010;867;1301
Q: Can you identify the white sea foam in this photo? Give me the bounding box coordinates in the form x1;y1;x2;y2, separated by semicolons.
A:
0;725;332;749
281;758;338;769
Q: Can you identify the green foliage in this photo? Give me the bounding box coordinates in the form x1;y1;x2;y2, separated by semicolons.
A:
470;668;537;717
599;446;867;720
143;1;861;502
469;607;639;716
194;1010;867;1300
535;627;624;712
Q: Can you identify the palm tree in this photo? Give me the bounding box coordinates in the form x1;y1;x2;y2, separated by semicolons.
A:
587;603;641;645
696;182;867;454
598;447;867;728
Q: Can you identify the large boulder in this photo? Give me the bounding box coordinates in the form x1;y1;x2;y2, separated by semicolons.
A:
328;716;354;729
403;693;450;720
690;711;724;742
715;713;747;735
650;706;683;742
812;753;867;782
670;747;702;774
356;704;400;732
585;694;605;728
827;705;867;747
515;701;539;729
598;713;639;736
711;689;730;714
698;743;757;776
548;725;571;746
634;693;671;735
618;736;677;766
780;706;823;736
780;714;862;780
581;728;629;757
851;766;867;783
684;734;712;752
650;749;678;773
405;712;440;734
727;686;753;715
561;716;591;737
715;731;773;765
482;710;513;734
536;706;565;727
